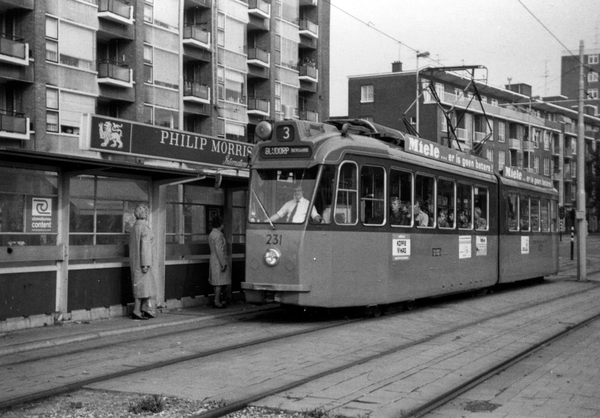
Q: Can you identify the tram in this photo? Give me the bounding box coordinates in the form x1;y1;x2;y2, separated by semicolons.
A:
242;119;559;310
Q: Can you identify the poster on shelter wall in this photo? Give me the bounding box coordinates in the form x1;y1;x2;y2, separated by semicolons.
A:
392;234;411;261
26;196;57;233
459;236;472;259
521;236;530;254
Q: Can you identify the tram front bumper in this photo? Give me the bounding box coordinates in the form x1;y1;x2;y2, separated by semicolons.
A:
241;282;311;304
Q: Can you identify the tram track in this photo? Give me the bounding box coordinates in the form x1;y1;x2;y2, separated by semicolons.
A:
184;282;600;418
2;280;599;416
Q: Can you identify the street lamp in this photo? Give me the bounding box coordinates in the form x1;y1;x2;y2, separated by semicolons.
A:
415;51;430;134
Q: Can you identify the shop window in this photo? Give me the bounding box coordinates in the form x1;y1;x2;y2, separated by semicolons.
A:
0;168;58;246
166;184;224;244
69;176;149;245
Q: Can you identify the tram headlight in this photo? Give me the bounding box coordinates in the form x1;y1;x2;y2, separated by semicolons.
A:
255;120;273;141
264;248;281;266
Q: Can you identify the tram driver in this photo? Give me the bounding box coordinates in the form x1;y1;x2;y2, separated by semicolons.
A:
268;184;324;223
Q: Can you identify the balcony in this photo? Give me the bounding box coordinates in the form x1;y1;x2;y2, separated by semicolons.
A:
247;97;270;117
552;146;560;156
248;0;270;19
97;61;133;88
438;91;545;126
523;141;535;152
0;34;28;67
247;48;270;68
299;19;319;39
509;138;521;150
184;80;210;104
563;146;573;159
456;128;468;142
300;0;318;6
298;64;318;82
187;0;211;8
0;110;30;140
473;131;488;143
299;109;318;122
0;0;34;9
98;0;134;25
183;25;211;50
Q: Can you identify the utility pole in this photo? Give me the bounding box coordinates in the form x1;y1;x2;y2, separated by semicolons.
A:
576;40;587;281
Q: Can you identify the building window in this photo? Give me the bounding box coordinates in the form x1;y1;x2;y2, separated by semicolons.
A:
143;45;153;84
45;17;58;62
588;89;599;99
361;85;374;103
588;72;599;83
544;158;550;176
589;54;599;65
486;149;493;163
225;122;245;142
69;176;150;245
534;156;540;174
0;167;59;246
46;87;59;132
144;1;153;23
491;98;498;107
499;150;506;170
497;121;505;142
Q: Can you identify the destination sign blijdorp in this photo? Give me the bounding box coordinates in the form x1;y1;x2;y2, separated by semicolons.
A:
404;135;493;174
84;115;253;170
260;145;312;158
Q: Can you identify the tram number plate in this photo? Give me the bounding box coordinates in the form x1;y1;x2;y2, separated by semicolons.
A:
266;234;283;245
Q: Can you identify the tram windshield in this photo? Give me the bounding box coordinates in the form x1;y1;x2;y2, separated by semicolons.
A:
249;167;323;225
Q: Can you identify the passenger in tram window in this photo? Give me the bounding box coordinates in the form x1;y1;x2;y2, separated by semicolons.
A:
507;212;518;230
447;210;455;227
437;209;449;228
457;210;472;229
208;215;231;309
390;197;410;225
412;199;429;227
129;204;157;320
474;207;487;230
268;184;323;223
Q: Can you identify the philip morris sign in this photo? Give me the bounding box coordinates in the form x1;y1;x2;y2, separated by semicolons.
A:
83;115;253;169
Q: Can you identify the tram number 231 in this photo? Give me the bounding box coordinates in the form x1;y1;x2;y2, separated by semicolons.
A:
266;234;283;245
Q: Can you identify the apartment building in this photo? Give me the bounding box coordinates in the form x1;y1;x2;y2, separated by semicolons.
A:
561;47;600;115
348;62;600;231
0;0;330;330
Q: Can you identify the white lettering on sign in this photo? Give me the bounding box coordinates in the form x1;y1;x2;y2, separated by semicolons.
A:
503;166;523;180
408;137;441;159
158;130;252;157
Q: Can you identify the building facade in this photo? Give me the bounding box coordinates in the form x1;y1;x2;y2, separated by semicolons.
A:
0;0;330;330
561;47;600;115
348;63;600;232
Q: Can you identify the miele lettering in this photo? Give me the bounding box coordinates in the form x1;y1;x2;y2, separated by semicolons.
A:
503;166;523;180
408;137;440;159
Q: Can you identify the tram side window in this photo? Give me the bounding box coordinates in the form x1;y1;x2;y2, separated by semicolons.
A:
520;196;530;231
360;165;385;225
314;166;336;224
457;183;473;229
541;199;550;232
474;187;488;230
335;162;358;225
389;169;413;227
437;179;455;229
415;175;435;227
530;199;540;232
550;200;558;232
507;192;519;231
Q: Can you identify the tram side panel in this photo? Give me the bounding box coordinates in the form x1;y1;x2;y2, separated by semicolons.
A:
388;231;499;302
498;233;558;283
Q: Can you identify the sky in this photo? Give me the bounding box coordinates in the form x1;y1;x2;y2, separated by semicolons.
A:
329;0;600;116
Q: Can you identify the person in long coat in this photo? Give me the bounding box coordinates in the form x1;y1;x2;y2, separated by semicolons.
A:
129;204;157;320
208;215;231;308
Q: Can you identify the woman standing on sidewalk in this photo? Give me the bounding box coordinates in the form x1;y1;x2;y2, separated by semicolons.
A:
208;215;231;308
129;204;157;320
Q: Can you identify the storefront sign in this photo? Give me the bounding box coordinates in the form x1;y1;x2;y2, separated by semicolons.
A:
84;115;253;170
405;136;493;174
26;197;57;233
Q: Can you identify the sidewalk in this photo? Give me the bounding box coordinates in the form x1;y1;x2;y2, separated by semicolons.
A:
0;301;275;358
